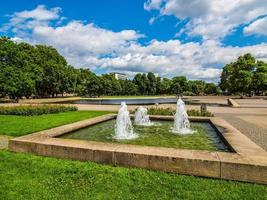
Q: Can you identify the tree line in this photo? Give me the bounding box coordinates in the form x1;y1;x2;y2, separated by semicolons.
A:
0;37;266;99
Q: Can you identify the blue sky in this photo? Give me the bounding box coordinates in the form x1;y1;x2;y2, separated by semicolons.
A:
1;0;180;43
1;0;267;82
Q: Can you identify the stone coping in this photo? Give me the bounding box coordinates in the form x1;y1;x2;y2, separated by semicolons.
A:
9;114;267;184
227;98;241;107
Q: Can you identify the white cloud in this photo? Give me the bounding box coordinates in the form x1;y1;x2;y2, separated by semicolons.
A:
2;5;267;82
244;17;267;36
1;5;62;35
148;17;156;25
11;5;60;21
144;0;163;11
32;21;143;55
144;0;267;40
97;39;267;80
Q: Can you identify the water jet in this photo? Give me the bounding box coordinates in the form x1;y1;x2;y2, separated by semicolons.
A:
171;97;195;134
113;102;138;140
134;106;154;126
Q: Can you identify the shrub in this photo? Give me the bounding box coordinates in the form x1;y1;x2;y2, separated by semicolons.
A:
0;105;78;116
182;91;195;96
0;98;14;103
147;107;214;117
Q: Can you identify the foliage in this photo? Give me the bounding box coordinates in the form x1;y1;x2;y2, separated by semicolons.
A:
188;80;206;95
220;53;267;95
182;91;195;96
120;79;138;95
0;37;77;99
101;74;122;96
252;61;267;94
171;76;188;95
0;105;77;116
2;37;265;98
77;69;103;97
0;150;266;200
0;111;110;136
0;98;15;103
204;83;221;95
147;107;214;117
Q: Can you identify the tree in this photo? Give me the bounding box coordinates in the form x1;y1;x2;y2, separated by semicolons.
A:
147;72;157;95
101;74;121;95
159;78;172;94
220;53;256;95
133;73;148;95
35;45;68;97
252;61;267;95
172;76;188;92
155;76;162;95
170;81;182;96
120;80;138;95
171;76;188;95
0;38;37;99
188;80;206;95
204;83;221;95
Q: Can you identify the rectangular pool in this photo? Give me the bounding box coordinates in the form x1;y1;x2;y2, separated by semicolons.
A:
59;120;230;152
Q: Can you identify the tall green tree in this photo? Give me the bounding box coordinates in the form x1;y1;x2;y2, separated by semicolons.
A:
252;61;267;95
101;74;122;95
147;72;157;95
172;76;188;91
35;45;68;97
204;83;221;95
220;53;256;95
120;80;138;95
133;73;148;95
188;80;206;95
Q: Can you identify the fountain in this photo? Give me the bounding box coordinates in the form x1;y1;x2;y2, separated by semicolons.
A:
171;97;195;134
134;106;154;126
113;102;138;140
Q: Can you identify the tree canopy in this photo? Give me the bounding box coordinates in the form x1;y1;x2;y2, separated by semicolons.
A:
219;53;267;95
4;37;265;99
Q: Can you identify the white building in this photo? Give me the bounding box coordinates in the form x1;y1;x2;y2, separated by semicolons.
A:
111;73;127;80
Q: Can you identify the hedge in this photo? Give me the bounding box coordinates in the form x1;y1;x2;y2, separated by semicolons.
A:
0;105;78;116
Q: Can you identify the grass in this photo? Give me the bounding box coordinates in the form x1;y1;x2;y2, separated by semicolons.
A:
0;150;266;200
0;111;110;137
61;120;226;151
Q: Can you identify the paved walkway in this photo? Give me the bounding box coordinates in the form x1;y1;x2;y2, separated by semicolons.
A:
216;113;267;150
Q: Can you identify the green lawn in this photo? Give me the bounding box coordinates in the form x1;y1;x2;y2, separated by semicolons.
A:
0;111;110;137
0;150;266;200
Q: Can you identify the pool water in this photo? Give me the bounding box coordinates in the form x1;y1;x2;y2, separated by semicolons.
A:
57;98;199;105
59;120;230;152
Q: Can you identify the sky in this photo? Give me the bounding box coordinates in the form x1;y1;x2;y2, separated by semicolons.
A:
1;0;267;82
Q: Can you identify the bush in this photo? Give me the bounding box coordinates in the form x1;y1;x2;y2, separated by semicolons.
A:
0;105;78;116
182;91;195;96
0;98;15;103
147;107;214;117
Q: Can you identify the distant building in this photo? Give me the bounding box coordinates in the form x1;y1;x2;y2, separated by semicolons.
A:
111;72;127;80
